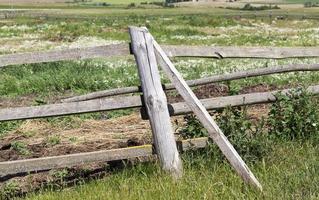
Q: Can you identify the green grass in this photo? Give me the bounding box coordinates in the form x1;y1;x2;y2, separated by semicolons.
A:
1;58;319;98
23;141;319;200
0;59;139;97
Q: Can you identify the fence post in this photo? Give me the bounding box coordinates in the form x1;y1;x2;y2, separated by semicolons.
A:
129;26;183;178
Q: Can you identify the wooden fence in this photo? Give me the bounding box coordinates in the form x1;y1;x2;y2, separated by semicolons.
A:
1;27;319;190
1;44;319;68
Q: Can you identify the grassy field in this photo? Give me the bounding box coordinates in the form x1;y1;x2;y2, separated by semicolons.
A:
0;4;319;199
93;0;162;3
21;141;319;200
0;16;318;98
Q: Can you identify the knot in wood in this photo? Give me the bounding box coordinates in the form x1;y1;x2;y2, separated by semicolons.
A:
146;96;165;111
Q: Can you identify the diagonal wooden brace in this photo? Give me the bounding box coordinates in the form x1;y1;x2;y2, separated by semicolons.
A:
148;29;262;190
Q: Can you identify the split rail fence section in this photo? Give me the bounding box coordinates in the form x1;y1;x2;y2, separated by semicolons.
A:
1;27;319;190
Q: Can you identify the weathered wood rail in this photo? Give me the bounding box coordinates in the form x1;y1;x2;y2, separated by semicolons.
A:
0;44;129;67
1;28;319;190
63;63;319;102
1;85;319;122
163;46;319;59
0;137;208;177
1;44;319;68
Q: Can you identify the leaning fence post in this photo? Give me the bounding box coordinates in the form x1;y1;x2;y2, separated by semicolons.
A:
129;26;183;178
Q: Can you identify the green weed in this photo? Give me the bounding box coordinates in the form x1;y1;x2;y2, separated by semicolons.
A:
10;141;31;156
47;135;61;146
0;181;20;200
178;107;269;163
268;87;319;141
0;121;21;137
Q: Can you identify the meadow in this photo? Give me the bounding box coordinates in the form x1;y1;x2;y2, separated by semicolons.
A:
0;2;318;199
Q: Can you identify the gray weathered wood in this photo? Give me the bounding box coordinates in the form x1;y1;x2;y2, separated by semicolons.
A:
181;63;319;89
1;44;319;68
0;44;129;68
129;27;182;178
170;85;319;115
62;63;319;102
0;95;142;122
63;86;141;103
0;138;208;177
153;36;262;190
1;85;319;122
163;45;319;59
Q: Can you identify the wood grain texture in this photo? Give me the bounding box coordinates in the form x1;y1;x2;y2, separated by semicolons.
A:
63;86;141;103
0;44;129;67
1;85;319;122
129;26;182;178
62;63;319;102
0;138;208;177
153;37;262;190
1;44;319;68
163;45;319;59
171;85;319;116
0;95;142;122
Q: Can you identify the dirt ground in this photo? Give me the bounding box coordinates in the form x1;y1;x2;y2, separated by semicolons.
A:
0;83;281;162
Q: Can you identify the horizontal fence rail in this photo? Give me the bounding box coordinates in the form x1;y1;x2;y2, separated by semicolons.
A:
1;45;319;68
171;85;319;115
0;96;142;122
0;44;130;68
1;85;319;122
63;63;319;102
0;137;208;177
163;46;319;59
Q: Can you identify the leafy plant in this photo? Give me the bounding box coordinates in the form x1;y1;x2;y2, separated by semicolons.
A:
179;107;269;163
50;169;69;180
0;181;20;200
49;169;70;188
178;115;208;139
215;107;269;162
268;88;319;141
